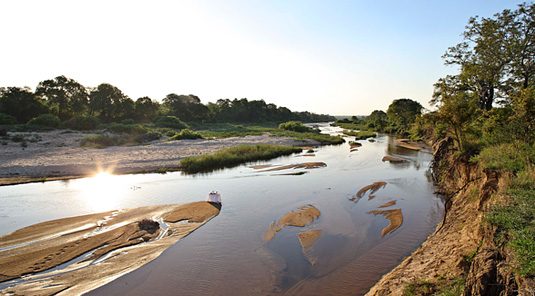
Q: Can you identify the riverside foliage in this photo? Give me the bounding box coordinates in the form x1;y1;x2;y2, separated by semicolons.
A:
0;77;334;126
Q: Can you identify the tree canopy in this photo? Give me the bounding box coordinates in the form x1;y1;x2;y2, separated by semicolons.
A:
0;76;335;127
442;2;535;110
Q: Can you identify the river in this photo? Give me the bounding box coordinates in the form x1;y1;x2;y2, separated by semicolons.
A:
0;124;443;295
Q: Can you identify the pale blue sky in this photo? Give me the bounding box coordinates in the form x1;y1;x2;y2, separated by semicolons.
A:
0;0;523;115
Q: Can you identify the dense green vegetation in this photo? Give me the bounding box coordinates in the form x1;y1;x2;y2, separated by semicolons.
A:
180;144;302;173
331;98;422;137
0;77;334;128
427;3;535;279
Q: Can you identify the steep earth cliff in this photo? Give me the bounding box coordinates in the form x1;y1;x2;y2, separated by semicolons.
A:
366;137;534;296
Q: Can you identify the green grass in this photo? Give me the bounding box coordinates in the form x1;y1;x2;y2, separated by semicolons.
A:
403;277;465;296
472;141;535;172
487;168;535;276
332;122;369;131
180;144;302;173
169;129;203;140
271;130;345;145
196;123;344;145
342;130;377;140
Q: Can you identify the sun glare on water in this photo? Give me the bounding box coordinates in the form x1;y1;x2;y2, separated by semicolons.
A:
73;171;128;212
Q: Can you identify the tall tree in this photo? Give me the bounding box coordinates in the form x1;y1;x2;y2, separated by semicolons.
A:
134;96;160;122
36;76;89;120
162;94;208;121
0;87;49;123
443;3;535;110
386;98;423;130
89;83;129;122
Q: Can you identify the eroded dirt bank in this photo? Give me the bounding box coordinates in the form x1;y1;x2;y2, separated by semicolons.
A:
366;137;534;296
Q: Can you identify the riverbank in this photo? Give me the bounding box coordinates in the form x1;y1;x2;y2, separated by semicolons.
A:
366;137;535;295
0;130;320;186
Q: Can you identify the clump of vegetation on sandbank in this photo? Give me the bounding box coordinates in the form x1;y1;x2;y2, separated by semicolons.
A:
180;144;302;173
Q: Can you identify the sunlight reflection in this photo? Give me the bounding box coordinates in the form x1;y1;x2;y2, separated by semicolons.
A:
72;171;128;212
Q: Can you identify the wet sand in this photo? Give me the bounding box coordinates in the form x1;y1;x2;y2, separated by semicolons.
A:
0;201;220;295
394;139;424;151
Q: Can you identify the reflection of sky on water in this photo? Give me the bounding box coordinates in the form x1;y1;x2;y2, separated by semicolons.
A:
0;124;444;295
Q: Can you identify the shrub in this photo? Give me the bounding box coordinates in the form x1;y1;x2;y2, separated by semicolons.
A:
11;134;24;142
154;116;188;129
135;132;161;143
0;113;17;125
64;115;100;130
80;135;126;148
121;119;135;125
169;129;203;140
107;123;147;135
27;114;61;128
278;121;314;133
165;129;178;137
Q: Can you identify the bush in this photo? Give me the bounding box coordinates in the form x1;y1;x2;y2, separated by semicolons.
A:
121;119;135;125
27;114;61;128
107;123;147;135
11;134;25;142
278;121;314;133
0;113;17;125
64;115;100;130
134;132;161;143
80;135;126;148
169;129;203;140
154;116;188;129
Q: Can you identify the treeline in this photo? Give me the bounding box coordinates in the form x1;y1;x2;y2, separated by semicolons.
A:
0;76;334;127
333;98;423;137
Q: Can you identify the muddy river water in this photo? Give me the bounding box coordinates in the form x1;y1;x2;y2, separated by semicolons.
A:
0;124;443;295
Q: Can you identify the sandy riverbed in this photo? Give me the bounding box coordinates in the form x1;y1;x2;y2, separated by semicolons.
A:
0;201;221;296
0;130;319;185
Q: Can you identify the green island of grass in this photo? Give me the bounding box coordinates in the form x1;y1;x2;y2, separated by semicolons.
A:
180;144;302;173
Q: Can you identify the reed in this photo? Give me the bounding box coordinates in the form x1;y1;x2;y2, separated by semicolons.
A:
180;144;302;173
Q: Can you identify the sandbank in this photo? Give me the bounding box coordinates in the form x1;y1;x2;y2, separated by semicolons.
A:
0;130;321;186
394;139;424;151
366;209;403;237
0;201;220;295
381;156;407;163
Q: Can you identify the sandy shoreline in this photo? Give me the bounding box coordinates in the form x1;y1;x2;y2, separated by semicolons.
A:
0;130;319;186
0;201;221;295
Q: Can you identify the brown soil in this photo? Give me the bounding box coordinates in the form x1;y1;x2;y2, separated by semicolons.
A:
366;209;403;237
0;201;220;295
262;205;321;242
394;138;424;151
356;182;387;199
377;200;397;208
366;137;534;295
278;205;321;228
381;156;407;162
297;229;323;249
350;142;362;149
